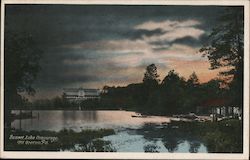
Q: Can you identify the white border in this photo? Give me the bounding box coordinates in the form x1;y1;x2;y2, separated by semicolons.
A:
0;0;249;159
0;0;5;159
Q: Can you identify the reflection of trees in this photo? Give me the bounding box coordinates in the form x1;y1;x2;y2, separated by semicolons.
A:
144;143;160;153
137;120;242;153
162;138;180;152
83;111;97;122
189;141;201;153
136;123;205;153
135;123;182;152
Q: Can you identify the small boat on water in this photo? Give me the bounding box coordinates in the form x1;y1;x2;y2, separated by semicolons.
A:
173;113;197;120
131;113;148;118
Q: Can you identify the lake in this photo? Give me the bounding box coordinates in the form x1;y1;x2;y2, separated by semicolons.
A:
11;110;208;153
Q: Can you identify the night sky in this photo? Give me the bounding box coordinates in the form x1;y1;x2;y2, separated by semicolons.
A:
5;5;233;99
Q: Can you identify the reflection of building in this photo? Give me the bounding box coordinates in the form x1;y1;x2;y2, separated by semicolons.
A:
63;88;101;101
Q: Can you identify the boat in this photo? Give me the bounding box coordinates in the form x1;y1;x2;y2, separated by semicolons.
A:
131;113;148;118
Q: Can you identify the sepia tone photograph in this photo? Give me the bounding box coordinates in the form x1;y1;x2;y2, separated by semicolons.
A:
0;0;249;159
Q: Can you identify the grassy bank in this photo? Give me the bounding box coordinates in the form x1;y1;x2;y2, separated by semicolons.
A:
5;128;116;152
193;119;242;153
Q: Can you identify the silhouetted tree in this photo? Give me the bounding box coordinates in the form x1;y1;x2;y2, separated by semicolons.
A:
183;72;201;112
187;72;199;87
141;64;160;112
161;70;184;86
4;30;43;127
200;7;243;108
159;70;186;114
143;64;160;86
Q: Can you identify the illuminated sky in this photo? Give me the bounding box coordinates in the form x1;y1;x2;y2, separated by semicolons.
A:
5;5;233;99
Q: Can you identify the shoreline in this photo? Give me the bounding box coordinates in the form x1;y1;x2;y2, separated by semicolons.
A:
10;109;219;123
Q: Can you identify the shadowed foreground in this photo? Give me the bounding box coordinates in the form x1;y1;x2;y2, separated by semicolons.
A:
5;119;242;153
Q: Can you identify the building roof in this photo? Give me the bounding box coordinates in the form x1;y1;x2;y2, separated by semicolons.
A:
200;98;229;107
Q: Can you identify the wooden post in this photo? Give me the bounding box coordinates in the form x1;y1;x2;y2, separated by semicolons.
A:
231;107;234;118
212;107;218;122
19;110;22;130
212;107;215;122
225;106;228;117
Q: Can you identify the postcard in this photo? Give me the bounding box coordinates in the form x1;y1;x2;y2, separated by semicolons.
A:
0;0;249;159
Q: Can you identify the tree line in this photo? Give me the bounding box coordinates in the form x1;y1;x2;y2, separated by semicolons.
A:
24;65;228;115
98;65;227;115
4;7;243;120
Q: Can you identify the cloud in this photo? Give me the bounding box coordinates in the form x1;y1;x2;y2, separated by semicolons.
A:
5;5;229;99
134;19;205;44
43;17;207;96
134;19;201;31
61;36;204;76
170;36;200;46
62;39;150;52
149;34;209;52
128;28;166;40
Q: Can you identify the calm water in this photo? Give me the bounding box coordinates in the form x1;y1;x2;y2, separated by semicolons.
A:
11;110;207;153
11;110;170;131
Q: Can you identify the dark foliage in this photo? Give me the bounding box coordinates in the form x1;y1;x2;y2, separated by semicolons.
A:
4;30;43;127
199;7;244;108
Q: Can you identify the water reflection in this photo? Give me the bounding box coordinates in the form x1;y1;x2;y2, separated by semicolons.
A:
189;141;201;153
12;110;99;131
11;110;169;131
144;143;160;152
162;138;182;152
11;110;207;153
131;123;207;153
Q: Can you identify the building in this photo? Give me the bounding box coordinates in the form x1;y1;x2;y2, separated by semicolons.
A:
197;98;242;121
63;88;101;101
